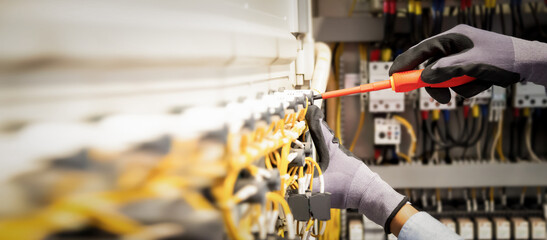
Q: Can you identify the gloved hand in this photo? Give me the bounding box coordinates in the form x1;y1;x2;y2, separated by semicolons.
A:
305;105;407;233
389;24;547;104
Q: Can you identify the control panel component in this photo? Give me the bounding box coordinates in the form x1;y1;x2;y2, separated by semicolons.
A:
490;86;507;109
363;216;384;240
513;82;547;108
476;218;493;240
348;219;364;240
440;218;457;233
530;217;546;240
463;87;492;105
374;118;401;145
419;88;457;110
368;62;404;112
457;218;474;240
511;217;529;240
494;217;511;240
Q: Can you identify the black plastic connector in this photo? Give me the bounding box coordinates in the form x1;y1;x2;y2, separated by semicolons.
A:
309;193;331;221
287;194;310;221
287;192;331;222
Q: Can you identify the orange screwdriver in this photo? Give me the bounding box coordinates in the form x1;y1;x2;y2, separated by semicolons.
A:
313;69;475;100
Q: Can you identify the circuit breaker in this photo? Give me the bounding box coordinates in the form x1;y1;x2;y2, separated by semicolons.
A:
463;87;492;105
419;88;457;110
368;62;404;112
513;82;547;108
374;118;401;145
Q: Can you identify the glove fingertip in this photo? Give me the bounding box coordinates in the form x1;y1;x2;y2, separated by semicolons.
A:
425;87;452;104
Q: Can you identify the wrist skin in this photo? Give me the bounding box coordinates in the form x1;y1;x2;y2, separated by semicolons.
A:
390;203;419;237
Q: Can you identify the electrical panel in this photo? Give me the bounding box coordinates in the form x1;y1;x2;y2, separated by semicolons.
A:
368;62;404;112
513;82;547;108
374;118;401;145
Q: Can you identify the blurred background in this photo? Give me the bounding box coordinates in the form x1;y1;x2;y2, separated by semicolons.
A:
0;0;546;239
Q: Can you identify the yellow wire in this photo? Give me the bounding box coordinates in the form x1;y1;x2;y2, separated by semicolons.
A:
392;115;417;162
349;43;368;153
397;152;411;163
334;43;345;145
265;154;273;169
496;115;506;162
349;111;365;152
348;0;358;17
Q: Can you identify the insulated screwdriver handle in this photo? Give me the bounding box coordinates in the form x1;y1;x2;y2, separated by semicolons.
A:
314;69;476;100
390;69;476;92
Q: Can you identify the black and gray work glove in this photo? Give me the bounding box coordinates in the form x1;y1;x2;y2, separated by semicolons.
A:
305;105;407;233
390;24;547;104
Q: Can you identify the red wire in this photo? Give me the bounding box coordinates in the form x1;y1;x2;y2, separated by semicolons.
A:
421;111;429;120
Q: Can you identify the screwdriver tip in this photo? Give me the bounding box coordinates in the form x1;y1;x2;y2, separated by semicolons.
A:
312;94;322;100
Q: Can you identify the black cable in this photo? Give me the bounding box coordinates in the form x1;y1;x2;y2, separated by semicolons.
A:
458;5;465;24
422;118;429;163
425;119;452;148
529;2;546;38
451;115;473;145
414;109;422;160
466;5;473;26
499;4;506;35
460;117;478;158
408;7;416;44
510;0;518;36
480;5;487;30
470;5;477;27
439;116;453;162
509;114;516;160
517;113;526;159
423;8;431;38
416;1;424;41
482;122;496;158
459;113;488;148
515;0;524;35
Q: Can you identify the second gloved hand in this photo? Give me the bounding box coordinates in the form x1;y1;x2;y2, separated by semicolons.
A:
305;105;407;233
